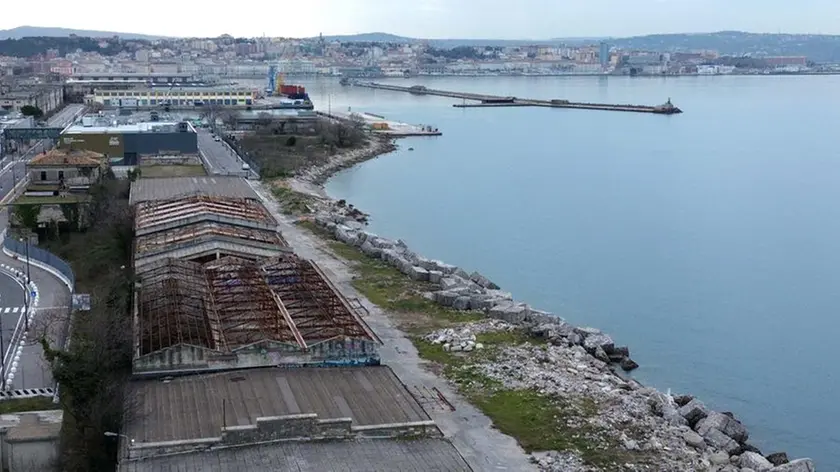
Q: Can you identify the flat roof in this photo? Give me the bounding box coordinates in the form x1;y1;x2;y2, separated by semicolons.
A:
124;366;429;442
129;177;258;205
118;438;471;472
63;121;185;134
94;87;256;94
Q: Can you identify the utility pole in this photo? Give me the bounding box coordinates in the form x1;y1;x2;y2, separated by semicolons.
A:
0;303;5;391
23;239;30;332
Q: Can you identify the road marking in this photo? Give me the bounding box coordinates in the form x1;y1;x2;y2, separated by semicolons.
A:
2;307;8;313
12;307;18;313
1;307;24;314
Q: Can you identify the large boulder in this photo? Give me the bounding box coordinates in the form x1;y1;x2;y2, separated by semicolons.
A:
582;333;615;354
701;428;741;455
765;453;789;466
682;430;705;450
768;459;815;472
739;451;773;471
695;412;749;443
679;399;709;426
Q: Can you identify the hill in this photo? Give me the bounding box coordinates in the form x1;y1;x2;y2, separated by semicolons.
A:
610;31;840;62
0;25;166;40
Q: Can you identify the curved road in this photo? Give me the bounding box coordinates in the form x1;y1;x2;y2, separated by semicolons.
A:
0;271;25;381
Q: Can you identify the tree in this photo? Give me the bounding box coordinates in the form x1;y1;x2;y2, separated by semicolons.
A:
20;104;43;119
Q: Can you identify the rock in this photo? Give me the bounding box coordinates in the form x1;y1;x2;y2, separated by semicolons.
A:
720;466;739;472
742;469;756;472
739;451;773;471
679;399;709;427
741;443;763;455
709;451;731;466
469;271;500;290
593;346;610;363
702;428;741;455
407;265;429;281
452;296;471;311
433;291;459;307
611;346;631;358
673;394;694;407
582;333;614;353
619;357;639;371
682;431;706;450
574;326;601;337
765;453;789;466
488;303;530;323
768;459;815;472
696;412;749;443
428;270;443;284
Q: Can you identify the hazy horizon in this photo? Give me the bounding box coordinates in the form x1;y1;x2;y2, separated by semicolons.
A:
2;0;840;39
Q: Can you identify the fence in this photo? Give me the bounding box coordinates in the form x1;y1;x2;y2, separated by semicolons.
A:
3;237;75;290
223;136;262;177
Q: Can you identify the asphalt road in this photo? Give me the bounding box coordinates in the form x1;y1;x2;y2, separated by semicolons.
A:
196;128;254;177
0;271;25;378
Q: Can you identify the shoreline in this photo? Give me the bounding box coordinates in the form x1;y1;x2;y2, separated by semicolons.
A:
267;135;814;471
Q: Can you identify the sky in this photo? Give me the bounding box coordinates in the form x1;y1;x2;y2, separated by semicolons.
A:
2;0;840;39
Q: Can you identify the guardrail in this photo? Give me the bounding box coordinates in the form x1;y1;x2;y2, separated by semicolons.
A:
3;237;75;289
223;136;262;177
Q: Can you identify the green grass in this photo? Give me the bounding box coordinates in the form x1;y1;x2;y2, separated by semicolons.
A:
14;194;91;204
139;164;206;178
272;186;317;215
294;219;649;467
0;396;56;414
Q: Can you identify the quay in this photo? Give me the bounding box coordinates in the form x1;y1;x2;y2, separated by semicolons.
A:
343;80;682;115
317;110;442;136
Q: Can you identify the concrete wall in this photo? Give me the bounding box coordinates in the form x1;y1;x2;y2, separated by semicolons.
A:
5;437;60;471
0;409;62;472
29;165;102;186
132;338;380;376
126;413;439;460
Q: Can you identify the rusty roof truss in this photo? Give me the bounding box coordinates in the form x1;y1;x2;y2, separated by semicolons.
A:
135;195;275;230
137;255;378;357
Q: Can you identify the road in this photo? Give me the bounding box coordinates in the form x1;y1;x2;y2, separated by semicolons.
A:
196;127;255;177
0;104;86;204
0;270;25;386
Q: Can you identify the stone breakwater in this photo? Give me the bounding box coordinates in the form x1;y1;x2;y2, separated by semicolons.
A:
295;135;397;186
311;211;816;472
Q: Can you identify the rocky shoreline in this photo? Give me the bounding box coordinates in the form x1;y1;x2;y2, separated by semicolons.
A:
309;213;815;472
281;134;815;471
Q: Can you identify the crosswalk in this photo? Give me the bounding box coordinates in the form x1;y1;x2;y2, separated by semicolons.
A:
0;307;25;314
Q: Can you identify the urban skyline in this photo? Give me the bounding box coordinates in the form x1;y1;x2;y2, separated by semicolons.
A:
3;0;840;39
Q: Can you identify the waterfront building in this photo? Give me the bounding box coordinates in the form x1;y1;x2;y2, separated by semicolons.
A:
91;88;256;107
599;42;611;69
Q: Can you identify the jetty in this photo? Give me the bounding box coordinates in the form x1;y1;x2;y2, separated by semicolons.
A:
343;80;682;115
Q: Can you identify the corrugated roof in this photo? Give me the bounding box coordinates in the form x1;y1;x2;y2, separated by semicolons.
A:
129;176;258;205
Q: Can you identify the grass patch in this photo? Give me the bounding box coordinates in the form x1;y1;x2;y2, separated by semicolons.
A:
296;220;483;333
139;164;206;178
14;194;91;204
272;186;318;215
0;396;56;414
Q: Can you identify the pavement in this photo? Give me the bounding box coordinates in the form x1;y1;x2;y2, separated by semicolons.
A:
0;271;25;382
196;127;255;177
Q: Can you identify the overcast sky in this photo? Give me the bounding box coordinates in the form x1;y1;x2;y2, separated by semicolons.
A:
2;0;840;39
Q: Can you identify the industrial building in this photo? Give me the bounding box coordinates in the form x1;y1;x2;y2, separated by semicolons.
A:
92;88;257;108
128;177;381;375
116;176;468;472
59;117;198;165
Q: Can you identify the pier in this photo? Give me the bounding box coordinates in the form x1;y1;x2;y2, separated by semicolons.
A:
343;81;682;115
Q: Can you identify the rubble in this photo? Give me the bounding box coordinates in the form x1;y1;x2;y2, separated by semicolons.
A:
309;210;814;471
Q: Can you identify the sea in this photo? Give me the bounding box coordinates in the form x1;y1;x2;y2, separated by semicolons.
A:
295;75;840;468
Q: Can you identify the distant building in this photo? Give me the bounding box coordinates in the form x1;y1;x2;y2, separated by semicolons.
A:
763;56;808;67
91;88;256;108
0;86;63;114
60;119;198;165
599;42;610;69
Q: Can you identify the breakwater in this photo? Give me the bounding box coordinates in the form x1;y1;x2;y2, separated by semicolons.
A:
310;210;814;471
345;81;683;115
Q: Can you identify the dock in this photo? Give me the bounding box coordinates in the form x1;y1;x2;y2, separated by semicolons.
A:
317;110;442;136
344;81;682;115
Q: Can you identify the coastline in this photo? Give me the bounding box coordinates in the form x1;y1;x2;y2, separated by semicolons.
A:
264;135;814;471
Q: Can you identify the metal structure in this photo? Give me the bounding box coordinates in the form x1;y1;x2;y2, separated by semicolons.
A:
137;255;379;356
2;127;64;141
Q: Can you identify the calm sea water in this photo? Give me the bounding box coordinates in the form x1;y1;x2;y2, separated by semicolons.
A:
302;75;840;468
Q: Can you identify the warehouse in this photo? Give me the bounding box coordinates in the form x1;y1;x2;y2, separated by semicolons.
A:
59;119;197;165
92;87;257;107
